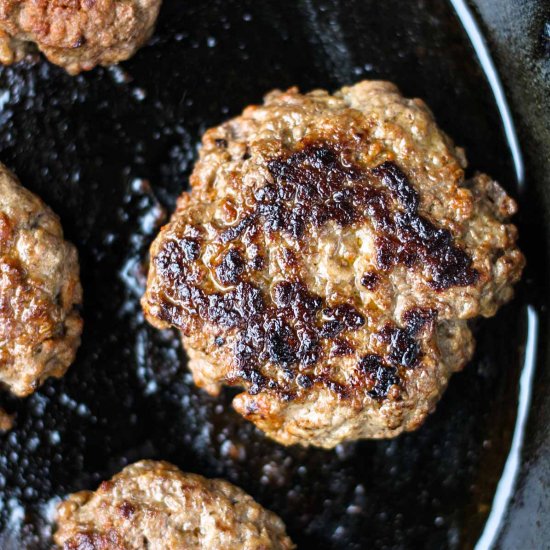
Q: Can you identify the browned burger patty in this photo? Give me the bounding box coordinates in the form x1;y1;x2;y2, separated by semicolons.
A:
142;81;524;448
54;460;295;549
0;164;82;397
0;0;162;75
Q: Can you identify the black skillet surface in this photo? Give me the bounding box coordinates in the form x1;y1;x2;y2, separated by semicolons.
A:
0;0;548;548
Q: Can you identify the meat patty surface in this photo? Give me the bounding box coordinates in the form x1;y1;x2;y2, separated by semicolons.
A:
54;460;294;549
0;0;162;74
142;81;524;448
0;164;82;397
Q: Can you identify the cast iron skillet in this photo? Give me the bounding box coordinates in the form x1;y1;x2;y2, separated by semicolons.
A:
0;0;548;548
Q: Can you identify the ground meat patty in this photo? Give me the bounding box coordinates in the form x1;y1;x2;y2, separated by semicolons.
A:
0;0;162;74
0;164;82;397
54;460;294;549
142;81;525;448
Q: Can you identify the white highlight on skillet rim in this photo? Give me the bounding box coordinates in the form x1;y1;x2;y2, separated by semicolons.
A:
475;306;539;550
449;0;538;548
450;0;524;188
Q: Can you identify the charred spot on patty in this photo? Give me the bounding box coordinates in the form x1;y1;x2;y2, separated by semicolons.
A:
372;162;479;290
296;373;313;389
360;271;380;291
265;142;479;291
329;339;354;357
220;215;255;243
378;324;421;369
179;237;202;262
358;354;400;399
215;248;246;286
403;307;437;336
117;502;135;519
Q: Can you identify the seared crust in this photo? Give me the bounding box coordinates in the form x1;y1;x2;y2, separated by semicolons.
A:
142;81;524;448
0;0;162;74
54;460;295;550
0;164;82;396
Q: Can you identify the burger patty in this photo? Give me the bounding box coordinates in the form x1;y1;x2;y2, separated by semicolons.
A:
142;81;524;448
54;460;294;549
0;0;162;74
0;163;82;397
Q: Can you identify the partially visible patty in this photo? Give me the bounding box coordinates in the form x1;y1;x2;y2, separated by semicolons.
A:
54;460;295;549
142;81;524;448
0;0;162;74
0;164;82;396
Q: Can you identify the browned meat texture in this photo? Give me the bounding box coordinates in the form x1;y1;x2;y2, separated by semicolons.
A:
54;460;295;550
0;0;162;74
0;164;82;397
142;81;524;448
